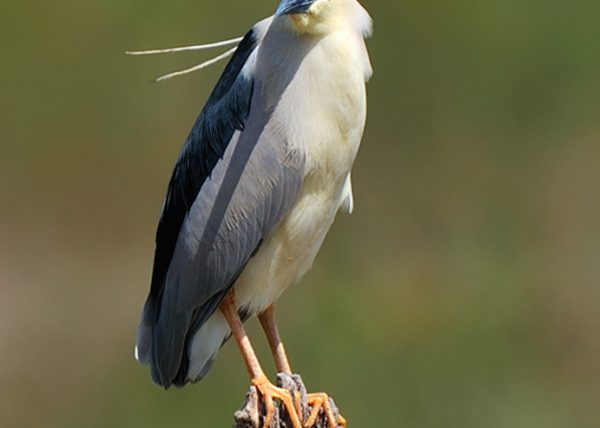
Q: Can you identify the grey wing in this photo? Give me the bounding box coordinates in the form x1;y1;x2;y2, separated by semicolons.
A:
155;121;304;387
141;39;305;385
133;17;307;388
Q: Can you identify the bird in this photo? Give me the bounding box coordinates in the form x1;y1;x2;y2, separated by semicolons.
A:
133;0;372;426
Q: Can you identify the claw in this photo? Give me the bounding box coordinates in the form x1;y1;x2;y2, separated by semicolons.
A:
305;393;346;428
252;376;303;428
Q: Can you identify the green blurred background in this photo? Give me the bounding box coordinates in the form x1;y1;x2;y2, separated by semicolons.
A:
2;0;599;427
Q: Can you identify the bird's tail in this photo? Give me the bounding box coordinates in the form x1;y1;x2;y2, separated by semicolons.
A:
183;311;231;384
135;309;231;386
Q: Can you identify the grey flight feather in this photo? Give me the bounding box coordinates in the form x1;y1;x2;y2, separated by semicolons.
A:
136;17;307;388
157;126;304;386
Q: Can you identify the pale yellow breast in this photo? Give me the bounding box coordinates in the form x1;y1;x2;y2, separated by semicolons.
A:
233;18;371;315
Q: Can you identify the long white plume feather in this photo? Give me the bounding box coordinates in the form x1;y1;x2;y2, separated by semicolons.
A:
126;36;243;56
153;47;238;82
127;36;242;82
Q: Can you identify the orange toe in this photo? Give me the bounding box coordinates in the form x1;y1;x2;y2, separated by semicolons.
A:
252;376;303;428
305;392;345;428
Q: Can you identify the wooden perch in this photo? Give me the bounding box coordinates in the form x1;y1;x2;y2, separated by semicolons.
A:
233;373;344;428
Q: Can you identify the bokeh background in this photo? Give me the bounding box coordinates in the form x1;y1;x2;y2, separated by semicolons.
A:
2;0;599;427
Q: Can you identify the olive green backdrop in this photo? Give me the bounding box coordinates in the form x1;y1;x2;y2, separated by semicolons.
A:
1;1;599;427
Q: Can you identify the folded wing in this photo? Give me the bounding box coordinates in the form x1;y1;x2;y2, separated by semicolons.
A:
135;17;304;388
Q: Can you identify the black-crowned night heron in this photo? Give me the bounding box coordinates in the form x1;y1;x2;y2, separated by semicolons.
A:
133;0;372;426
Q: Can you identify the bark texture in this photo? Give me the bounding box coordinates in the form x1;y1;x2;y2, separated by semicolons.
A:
233;374;344;428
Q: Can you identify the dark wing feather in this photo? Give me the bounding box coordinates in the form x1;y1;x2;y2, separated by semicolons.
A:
136;18;306;388
150;107;304;388
146;29;259;326
135;27;259;371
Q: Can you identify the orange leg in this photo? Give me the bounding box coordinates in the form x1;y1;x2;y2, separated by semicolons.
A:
259;306;301;416
220;294;303;428
258;305;292;375
258;305;346;428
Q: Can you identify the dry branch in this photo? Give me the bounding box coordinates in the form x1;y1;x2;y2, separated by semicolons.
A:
233;373;344;428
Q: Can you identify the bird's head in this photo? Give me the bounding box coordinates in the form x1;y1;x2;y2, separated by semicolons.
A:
275;0;361;35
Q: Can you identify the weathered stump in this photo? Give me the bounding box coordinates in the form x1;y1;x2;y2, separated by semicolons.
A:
233;374;344;428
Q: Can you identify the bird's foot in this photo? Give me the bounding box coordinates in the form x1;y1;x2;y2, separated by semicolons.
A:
252;375;303;428
304;392;346;428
